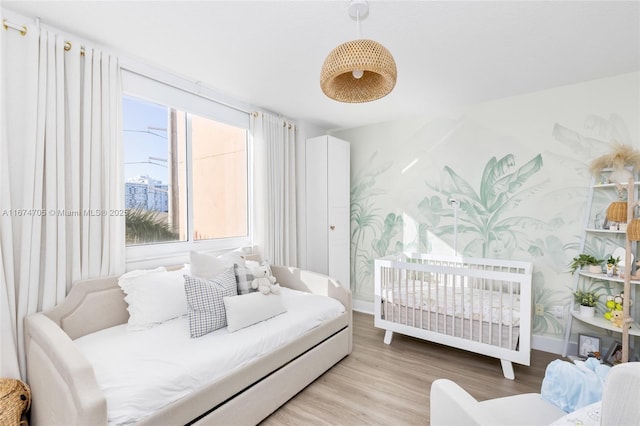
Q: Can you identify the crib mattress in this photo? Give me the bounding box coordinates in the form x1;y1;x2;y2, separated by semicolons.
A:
382;283;520;326
74;287;345;425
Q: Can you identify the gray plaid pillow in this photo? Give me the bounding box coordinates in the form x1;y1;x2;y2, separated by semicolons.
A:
233;263;256;295
184;268;237;338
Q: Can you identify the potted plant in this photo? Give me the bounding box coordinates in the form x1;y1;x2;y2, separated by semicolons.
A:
606;255;620;277
569;254;603;275
574;290;599;317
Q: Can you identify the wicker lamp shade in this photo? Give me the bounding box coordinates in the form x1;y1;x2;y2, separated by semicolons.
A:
628;218;640;241
606;201;628;223
320;39;397;103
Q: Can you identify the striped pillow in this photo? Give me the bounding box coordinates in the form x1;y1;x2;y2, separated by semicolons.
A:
183;268;237;338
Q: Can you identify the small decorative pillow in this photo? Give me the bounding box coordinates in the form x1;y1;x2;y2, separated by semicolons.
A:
184;268;237;338
223;292;287;333
233;263;256;295
118;267;189;331
190;251;230;279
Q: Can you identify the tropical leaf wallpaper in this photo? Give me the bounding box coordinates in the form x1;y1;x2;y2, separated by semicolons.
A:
335;72;639;339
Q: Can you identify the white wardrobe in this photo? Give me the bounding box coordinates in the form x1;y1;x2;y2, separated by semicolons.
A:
305;135;350;290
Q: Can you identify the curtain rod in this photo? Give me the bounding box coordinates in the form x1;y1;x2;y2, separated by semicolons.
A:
3;18;85;54
4;16;248;116
121;66;251;116
2;19;27;35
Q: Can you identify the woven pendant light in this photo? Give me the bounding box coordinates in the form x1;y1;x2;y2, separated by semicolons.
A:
607;201;628;223
320;0;397;103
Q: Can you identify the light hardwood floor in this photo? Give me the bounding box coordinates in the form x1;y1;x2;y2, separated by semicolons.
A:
261;311;561;425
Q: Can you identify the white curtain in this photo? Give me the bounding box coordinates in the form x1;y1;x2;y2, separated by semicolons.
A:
0;21;125;379
251;112;297;266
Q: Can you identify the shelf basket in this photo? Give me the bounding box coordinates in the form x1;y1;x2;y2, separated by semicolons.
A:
606;201;628;222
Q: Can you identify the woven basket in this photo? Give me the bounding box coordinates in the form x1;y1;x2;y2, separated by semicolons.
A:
627;218;640;241
606;201;628;223
0;378;31;425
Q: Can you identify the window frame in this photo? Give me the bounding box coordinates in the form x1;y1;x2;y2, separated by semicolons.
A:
121;69;253;265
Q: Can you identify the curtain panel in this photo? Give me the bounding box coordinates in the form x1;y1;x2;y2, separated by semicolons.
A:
0;22;125;379
250;112;297;267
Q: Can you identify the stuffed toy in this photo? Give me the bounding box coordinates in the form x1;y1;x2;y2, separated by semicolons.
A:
604;293;628;327
609;310;624;328
249;264;281;295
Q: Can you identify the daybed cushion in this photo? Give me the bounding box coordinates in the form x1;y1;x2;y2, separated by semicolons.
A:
73;287;346;425
224;292;286;332
117;267;189;331
183;268;237;338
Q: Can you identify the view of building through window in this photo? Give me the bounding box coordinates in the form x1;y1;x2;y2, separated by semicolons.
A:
123;95;248;246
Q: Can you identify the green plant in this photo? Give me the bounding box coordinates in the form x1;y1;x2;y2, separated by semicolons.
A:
125;208;178;245
573;290;599;307
569;254;603;274
606;255;620;267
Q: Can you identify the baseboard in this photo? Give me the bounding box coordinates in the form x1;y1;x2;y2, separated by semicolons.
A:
352;299;374;314
352;298;570;356
532;335;572;356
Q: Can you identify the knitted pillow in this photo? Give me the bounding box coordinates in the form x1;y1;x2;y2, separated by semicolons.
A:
233;263;256;295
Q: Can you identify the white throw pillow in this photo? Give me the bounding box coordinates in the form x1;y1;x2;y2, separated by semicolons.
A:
223;292;287;333
118;268;189;331
190;250;246;279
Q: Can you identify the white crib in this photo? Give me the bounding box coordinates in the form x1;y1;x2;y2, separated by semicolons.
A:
374;253;533;379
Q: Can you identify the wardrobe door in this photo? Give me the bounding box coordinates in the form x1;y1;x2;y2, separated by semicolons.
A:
327;137;350;290
305;135;350;290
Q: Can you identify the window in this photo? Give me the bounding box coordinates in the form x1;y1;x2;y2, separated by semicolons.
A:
122;70;251;258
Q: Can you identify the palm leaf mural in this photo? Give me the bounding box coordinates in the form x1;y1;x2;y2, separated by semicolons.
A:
421;153;551;258
350;158;393;296
372;213;404;257
532;283;565;334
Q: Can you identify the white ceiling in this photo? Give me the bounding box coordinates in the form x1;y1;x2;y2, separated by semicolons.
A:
4;1;640;131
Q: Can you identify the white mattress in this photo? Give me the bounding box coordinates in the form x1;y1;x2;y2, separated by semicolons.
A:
74;287;345;425
383;284;520;326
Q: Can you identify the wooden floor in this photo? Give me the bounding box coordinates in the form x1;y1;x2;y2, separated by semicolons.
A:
261;311;560;425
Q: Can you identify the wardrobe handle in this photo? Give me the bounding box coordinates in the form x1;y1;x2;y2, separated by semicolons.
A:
330;225;335;231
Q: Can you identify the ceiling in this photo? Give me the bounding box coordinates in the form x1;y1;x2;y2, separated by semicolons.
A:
3;1;640;131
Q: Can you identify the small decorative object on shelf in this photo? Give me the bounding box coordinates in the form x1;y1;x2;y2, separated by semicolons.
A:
627;201;640;241
604;293;633;328
578;334;601;359
606;255;620;277
569;254;603;275
574;290;599;317
604;341;623;365
589;143;640;184
607;201;628;223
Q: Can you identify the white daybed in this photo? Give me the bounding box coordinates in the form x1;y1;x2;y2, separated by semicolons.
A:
375;253;532;380
24;265;352;425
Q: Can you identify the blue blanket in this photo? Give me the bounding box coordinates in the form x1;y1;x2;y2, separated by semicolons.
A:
540;358;611;413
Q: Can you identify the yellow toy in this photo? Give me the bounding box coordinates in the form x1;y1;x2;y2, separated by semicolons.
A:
604;293;632;328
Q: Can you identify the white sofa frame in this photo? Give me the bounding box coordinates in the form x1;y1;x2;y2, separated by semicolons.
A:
23;265;352;425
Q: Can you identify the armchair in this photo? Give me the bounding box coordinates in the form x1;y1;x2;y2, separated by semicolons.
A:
430;362;640;426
